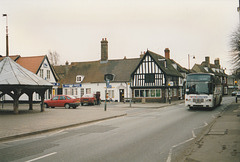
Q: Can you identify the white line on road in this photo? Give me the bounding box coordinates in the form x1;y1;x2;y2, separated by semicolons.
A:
25;152;57;162
166;121;209;162
166;138;194;162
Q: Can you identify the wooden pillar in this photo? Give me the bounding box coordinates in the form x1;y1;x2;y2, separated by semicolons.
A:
12;89;22;114
13;98;19;114
39;91;45;112
27;91;34;110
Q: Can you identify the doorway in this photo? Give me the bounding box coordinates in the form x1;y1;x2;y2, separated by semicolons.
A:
119;89;124;102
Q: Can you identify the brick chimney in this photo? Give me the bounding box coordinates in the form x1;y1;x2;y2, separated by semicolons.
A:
205;56;210;65
214;58;220;68
101;38;108;63
164;48;170;59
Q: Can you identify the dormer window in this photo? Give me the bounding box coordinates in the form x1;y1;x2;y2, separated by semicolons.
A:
172;63;177;69
204;67;208;72
76;75;84;83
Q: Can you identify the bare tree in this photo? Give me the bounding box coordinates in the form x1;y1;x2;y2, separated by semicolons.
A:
48;50;60;65
230;26;240;71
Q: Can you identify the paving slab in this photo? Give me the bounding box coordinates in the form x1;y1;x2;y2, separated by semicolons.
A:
184;102;240;162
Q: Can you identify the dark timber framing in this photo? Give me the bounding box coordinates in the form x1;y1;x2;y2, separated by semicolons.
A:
131;50;184;103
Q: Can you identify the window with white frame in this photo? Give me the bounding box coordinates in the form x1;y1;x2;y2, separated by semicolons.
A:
76;75;84;83
40;69;44;78
71;89;74;95
81;88;84;97
64;89;68;95
75;88;78;96
107;90;114;99
86;88;91;94
47;70;50;79
134;89;162;98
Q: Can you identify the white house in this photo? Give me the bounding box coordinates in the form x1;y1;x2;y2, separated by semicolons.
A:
55;38;141;102
0;55;59;101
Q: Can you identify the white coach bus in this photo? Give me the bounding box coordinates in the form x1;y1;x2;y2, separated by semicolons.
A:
185;73;222;110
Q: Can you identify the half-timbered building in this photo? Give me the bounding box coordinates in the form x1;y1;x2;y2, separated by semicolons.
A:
131;49;184;103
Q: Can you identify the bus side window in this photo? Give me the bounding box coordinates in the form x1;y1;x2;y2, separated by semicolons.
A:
208;83;214;94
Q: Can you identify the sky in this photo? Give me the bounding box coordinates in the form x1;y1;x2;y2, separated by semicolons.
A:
0;0;239;74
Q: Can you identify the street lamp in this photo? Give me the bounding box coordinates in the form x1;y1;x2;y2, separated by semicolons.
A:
3;14;9;57
188;54;195;70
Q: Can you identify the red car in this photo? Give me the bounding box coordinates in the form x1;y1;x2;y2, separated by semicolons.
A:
80;94;100;106
44;95;80;109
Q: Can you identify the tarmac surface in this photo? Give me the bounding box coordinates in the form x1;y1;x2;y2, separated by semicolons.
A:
183;101;240;162
0;101;179;142
0;99;239;162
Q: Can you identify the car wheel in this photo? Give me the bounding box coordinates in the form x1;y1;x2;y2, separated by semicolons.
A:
65;103;70;109
44;103;49;108
73;106;77;109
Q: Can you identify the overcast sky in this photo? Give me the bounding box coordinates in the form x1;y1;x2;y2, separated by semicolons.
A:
0;0;238;73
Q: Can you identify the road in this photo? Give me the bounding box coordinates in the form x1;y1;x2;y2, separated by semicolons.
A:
0;97;234;162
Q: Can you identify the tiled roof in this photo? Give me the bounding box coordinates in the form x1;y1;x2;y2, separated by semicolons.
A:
54;58;141;85
0;57;52;86
146;50;183;77
0;55;20;62
16;55;45;73
192;63;227;77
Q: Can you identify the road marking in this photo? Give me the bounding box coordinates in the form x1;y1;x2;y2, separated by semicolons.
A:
166;138;194;162
166;121;208;162
25;152;57;162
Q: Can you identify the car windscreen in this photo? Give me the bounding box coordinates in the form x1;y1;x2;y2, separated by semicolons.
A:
68;95;76;99
82;94;93;98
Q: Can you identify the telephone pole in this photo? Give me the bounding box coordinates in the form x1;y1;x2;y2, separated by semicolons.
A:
238;0;240;23
3;14;9;57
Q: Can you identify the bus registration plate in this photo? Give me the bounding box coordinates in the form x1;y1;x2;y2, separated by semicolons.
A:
193;99;204;103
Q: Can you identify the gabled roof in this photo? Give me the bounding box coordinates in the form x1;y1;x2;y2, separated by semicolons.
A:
169;58;188;74
1;55;59;82
54;58;141;85
0;57;52;86
16;55;46;73
0;55;20;62
132;50;183;77
192;63;227;77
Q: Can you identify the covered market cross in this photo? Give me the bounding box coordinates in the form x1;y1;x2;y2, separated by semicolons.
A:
0;57;52;114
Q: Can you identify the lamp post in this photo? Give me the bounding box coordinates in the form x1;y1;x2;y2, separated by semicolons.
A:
188;54;195;70
3;14;9;57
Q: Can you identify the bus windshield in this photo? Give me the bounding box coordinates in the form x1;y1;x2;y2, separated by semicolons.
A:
186;81;213;94
186;74;214;94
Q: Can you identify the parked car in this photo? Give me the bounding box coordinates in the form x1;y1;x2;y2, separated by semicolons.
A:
232;91;238;96
44;95;80;109
237;91;240;98
80;94;100;106
236;91;240;103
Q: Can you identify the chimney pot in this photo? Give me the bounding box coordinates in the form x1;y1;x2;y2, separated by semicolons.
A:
205;56;210;64
164;48;170;59
214;58;220;68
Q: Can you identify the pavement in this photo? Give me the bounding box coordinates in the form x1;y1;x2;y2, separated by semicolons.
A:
0;99;239;162
183;101;240;162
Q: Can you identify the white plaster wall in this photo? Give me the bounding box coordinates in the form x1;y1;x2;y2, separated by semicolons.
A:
63;82;132;102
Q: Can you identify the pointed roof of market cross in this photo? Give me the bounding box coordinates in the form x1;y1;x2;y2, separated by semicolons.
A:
0;57;52;86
